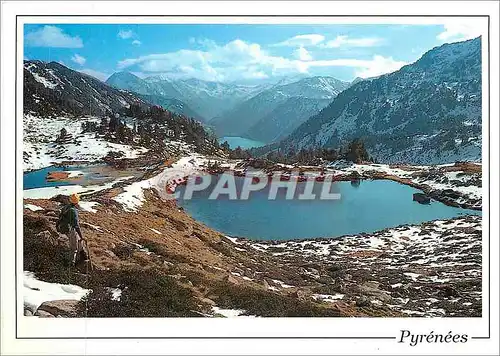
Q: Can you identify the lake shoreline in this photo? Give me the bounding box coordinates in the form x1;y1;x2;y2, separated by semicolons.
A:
23;156;482;236
23;182;482;318
196;159;482;212
22;154;483;317
219;136;266;150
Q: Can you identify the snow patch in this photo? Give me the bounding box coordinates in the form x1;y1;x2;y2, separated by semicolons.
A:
112;154;205;212
312;293;345;302
66;170;84;178
24;204;44;211
79;201;100;213
106;287;122;301
212;306;254;318
23;271;89;313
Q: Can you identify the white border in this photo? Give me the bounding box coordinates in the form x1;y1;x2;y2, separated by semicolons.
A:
2;1;499;355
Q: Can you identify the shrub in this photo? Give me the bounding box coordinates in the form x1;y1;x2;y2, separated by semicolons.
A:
23;215;86;285
208;241;234;257
311;284;343;295
137;239;190;264
24;233;81;284
111;244;135;260
77;267;202;317
211;282;340;317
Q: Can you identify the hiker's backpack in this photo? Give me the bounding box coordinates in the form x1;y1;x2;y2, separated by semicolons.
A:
56;205;72;234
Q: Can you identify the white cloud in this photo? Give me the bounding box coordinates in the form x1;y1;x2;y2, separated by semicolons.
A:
299;55;407;78
25;25;83;48
71;54;86;66
353;56;407;78
273;34;384;49
117;38;405;82
78;69;110;82
322;35;384;48
132;40;142;46
118;30;134;39
437;22;483;42
294;46;312;61
118;39;257;80
273;34;325;47
118;39;310;81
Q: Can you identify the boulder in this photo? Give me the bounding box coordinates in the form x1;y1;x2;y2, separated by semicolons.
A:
34;310;55;318
355;296;371;307
309;268;320;276
413;193;430;204
362;281;380;289
36;230;66;246
436;285;460;298
227;274;240;285
37;299;79;317
200;297;216;306
290;289;308;301
358;282;392;302
442;189;462;199
24;308;33;316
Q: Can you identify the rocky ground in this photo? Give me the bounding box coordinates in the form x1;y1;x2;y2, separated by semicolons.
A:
231;215;482;317
23;154;483;318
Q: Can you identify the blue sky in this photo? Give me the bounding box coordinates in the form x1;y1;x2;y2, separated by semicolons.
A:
23;22;482;83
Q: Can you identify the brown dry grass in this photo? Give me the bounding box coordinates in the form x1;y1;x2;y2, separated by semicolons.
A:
23;186;405;317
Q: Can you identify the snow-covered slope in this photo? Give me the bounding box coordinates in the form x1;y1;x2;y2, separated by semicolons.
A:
106;73;209;121
279;38;482;164
106;71;159;96
212;76;350;139
168;78;266;119
107;73;268;120
107;72;185;102
24;61;149;117
23;61;220;171
23;115;149;172
267;76;349;99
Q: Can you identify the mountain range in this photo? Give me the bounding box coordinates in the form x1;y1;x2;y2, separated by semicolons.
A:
24;37;482;165
24;61;149;117
274;37;482;164
106;72;351;143
213;76;350;140
106;72;266;121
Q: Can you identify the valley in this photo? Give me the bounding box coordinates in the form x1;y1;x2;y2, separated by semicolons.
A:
21;35;483;320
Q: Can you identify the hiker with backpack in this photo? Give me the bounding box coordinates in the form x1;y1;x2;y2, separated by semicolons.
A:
57;193;87;267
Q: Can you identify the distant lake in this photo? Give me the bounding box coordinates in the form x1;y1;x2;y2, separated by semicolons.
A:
23;166;88;190
23;164;125;190
176;176;481;240
219;136;265;150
